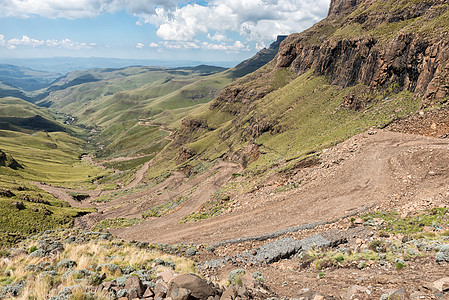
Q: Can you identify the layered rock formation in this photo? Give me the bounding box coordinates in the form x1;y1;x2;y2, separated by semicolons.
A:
216;0;449;109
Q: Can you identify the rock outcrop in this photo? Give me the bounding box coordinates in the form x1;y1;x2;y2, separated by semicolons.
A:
328;0;368;16
213;0;449;110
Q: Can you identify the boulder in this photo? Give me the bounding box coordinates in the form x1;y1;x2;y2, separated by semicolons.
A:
220;285;237;300
12;201;25;210
157;269;176;283
168;274;216;300
125;275;144;298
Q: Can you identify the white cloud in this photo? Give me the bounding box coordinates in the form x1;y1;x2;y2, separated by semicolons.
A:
8;35;45;49
0;34;95;49
136;42;144;48
149;42;159;47
142;0;330;43
202;40;250;52
207;33;228;42
0;0;331;53
255;41;266;50
162;41;200;49
0;0;179;19
0;35;6;47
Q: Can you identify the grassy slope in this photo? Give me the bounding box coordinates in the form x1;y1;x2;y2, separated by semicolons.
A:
38;66;232;161
143;1;449;179
0;98;109;244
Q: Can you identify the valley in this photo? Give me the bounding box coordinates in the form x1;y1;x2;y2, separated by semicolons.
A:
1;0;449;299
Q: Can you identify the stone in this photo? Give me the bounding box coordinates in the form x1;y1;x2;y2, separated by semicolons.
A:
354;218;364;225
410;291;427;299
125;275;145;298
312;295;325;300
12;201;25;210
168;274;216;300
157;269;176;283
220;286;237;300
432;278;449;292
154;279;168;298
380;288;407;300
347;285;369;299
143;286;154;298
169;287;191;300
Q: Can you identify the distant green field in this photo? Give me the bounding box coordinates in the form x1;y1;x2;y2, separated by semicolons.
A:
0;97;109;245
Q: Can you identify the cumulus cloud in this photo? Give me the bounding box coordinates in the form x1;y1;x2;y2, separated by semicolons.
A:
0;0;179;19
149;42;159;47
136;42;144;48
143;0;330;42
202;40;250;52
0;0;331;52
207;33;228;42
0;35;6;47
0;34;95;49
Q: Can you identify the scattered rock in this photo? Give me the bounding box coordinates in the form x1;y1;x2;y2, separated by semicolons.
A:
432;278;449;293
0;189;15;198
168;274;217;300
12;201;25;210
125;275;145;298
380;288;407;300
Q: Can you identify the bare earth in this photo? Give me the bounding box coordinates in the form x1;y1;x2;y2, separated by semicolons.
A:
46;129;448;246
35;122;449;298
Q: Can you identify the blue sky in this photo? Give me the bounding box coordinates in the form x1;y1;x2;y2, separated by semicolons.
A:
0;0;330;63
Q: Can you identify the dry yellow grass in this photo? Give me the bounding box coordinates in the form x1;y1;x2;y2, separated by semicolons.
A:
0;237;198;299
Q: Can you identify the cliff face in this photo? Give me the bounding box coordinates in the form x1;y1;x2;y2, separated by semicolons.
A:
173;0;449;171
213;1;449;113
277;32;449;106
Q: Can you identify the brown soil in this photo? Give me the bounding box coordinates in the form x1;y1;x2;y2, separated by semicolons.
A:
40;128;449;244
36;125;449;298
101;130;449;245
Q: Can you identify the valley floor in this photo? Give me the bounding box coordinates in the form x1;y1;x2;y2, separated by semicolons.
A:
35;118;449;298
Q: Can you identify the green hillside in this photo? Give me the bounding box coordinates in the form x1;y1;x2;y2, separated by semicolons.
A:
0;97;108;244
141;0;449;179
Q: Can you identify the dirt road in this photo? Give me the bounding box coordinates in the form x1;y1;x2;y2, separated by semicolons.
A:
37;129;449;246
107;130;449;244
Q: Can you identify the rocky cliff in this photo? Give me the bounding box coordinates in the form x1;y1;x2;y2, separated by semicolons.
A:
212;0;449;113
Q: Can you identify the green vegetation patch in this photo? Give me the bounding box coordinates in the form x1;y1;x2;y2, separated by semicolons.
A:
364;207;449;235
0;190;94;245
103;155;153;171
181;198;232;223
92;218;143;232
142;196;188;218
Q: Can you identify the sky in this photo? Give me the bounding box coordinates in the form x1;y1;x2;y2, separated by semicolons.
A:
0;0;330;64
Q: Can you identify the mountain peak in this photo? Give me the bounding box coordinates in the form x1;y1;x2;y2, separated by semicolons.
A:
328;0;367;16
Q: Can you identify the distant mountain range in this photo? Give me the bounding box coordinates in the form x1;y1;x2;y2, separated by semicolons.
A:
0;57;240;74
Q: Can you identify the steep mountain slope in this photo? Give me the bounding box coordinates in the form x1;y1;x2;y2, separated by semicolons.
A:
33;39;285;162
143;0;449;180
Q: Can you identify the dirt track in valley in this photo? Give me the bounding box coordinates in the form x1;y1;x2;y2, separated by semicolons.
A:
81;129;449;245
37;126;449;246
